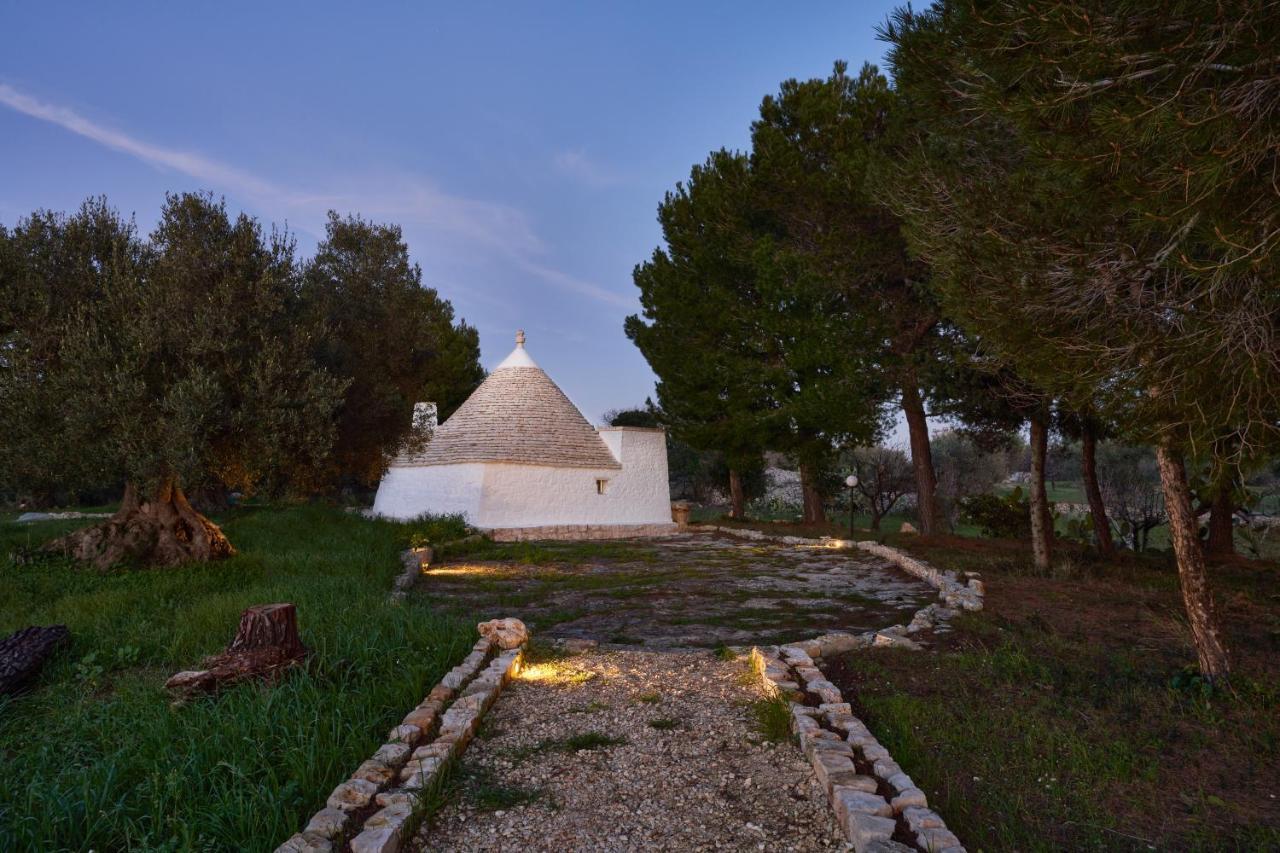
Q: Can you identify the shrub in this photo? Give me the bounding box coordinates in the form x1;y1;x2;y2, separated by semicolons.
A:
959;488;1032;539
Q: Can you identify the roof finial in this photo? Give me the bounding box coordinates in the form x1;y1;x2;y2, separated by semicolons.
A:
515;329;526;347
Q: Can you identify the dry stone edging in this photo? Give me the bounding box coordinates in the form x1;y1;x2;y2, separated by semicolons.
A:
276;618;529;853
701;526;983;647
389;533;487;602
751;646;966;853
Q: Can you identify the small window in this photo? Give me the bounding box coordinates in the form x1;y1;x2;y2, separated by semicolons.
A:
595;479;608;495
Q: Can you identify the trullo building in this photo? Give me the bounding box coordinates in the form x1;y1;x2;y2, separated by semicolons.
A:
372;331;676;539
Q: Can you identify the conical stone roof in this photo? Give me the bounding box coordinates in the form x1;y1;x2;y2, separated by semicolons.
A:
406;332;621;469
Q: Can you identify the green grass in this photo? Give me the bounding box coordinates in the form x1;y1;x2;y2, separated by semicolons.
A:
561;731;627;751
751;695;792;742
0;504;476;852
823;538;1280;851
647;717;681;730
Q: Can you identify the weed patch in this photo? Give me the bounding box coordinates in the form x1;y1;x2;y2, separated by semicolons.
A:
751;695;792;742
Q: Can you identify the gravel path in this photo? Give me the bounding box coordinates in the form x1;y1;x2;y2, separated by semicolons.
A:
413;648;846;852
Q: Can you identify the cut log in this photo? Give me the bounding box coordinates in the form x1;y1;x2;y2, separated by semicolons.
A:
165;603;306;695
0;625;70;695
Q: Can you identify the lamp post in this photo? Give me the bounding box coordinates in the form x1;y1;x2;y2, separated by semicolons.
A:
845;474;859;539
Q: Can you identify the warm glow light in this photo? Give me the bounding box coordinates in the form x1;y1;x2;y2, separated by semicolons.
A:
516;660;619;685
424;565;506;577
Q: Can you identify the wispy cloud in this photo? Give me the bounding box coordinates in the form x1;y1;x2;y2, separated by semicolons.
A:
553;147;624;189
0;82;629;308
0;83;291;203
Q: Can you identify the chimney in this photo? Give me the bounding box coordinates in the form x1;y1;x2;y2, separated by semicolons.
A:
413;402;438;432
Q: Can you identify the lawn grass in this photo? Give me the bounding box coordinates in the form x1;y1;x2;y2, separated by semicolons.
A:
822;536;1280;851
0;504;476;852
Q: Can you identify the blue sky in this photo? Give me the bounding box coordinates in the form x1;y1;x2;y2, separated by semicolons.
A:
1;2;901;428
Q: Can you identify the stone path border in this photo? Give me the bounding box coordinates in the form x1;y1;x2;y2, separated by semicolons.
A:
751;645;966;853
276;618;528;853
698;526;975;852
701;527;983;650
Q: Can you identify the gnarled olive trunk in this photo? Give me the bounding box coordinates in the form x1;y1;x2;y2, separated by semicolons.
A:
1155;445;1232;682
1080;426;1116;558
1028;416;1054;570
901;376;943;535
798;463;826;525
728;468;746;519
50;479;234;571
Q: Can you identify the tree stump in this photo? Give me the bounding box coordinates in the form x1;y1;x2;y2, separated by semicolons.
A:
227;603;306;659
165;603;306;695
0;625;71;695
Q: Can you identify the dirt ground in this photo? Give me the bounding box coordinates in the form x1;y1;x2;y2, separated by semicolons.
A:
413;532;936;648
413;648;845;852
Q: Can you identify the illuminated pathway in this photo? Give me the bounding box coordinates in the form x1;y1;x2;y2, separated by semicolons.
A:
412;648;845;852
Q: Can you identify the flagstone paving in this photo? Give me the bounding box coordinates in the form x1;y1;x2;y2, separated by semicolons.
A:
412;648;846;852
413;533;936;649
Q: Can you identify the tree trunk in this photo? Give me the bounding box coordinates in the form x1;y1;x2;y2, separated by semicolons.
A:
1028;415;1053;570
1080;426;1116;557
49;479;235;571
799;463;826;524
870;509;882;531
901;377;943;535
1155;444;1232;682
1205;486;1236;558
728;468;746;519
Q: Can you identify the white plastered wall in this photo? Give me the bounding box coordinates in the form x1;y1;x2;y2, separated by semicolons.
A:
371;463;485;521
371;428;671;528
474;428;670;528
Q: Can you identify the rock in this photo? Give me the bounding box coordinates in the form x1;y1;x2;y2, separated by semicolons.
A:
375;789;416;808
861;743;891;762
812;751;860;794
898;522;918;535
303;806;351;839
276;831;334;853
373;742;412;766
350;802;412;853
886;771;915;793
815;632;864;655
412;742;452;761
476;617;528;650
834;776;879;794
427;684;454;703
401;707;437;731
326;778;379;812
872;632;923;651
835;800;896;851
352;759;397;786
891;787;929;813
917;827;963;851
902;806;945;832
387;724;423;746
836;789;894;818
872;758;903;781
